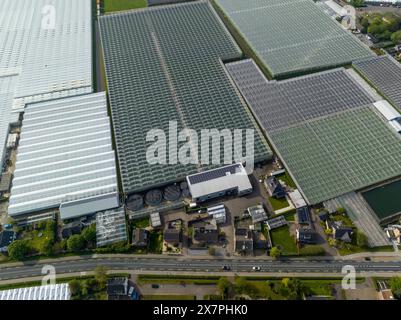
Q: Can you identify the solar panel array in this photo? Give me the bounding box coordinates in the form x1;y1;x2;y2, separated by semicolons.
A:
8;92;118;216
353;56;401;111
227;59;401;204
227;60;375;132
99;1;272;194
215;0;374;78
187;163;242;185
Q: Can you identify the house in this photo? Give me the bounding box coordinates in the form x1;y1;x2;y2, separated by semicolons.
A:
132;228;149;247
234;228;254;255
296;206;311;225
296;227;317;245
106;278;130;300
333;226;353;243
248;204;268;224
253;231;270;250
61;221;83;239
266;215;287;230
163;228;181;245
318;210;329;222
0;230;16;252
192;220;219;246
264;176;286;198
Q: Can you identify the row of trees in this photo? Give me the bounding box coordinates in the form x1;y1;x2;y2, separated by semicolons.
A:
360;13;401;43
69;266;108;300
217;277;305;300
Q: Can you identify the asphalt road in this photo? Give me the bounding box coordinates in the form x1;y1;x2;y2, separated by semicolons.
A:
1;257;401;281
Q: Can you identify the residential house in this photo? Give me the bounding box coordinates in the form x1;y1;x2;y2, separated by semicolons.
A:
61;221;83;239
333;226;353;243
248;204;268;224
106;278;130;300
234;228;254;255
0;230;16;252
296;227;317;245
296;206;311;225
265;176;286;198
132;228;149;247
163;228;181;245
192;219;219;247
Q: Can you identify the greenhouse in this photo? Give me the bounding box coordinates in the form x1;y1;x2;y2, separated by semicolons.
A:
99;1;272;195
214;0;373;78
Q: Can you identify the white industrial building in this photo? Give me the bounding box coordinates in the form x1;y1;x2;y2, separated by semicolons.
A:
0;0;93;174
0;283;71;300
8;92;119;219
373;100;401;134
186;163;253;203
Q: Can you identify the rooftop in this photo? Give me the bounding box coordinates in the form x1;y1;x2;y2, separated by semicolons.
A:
8;92;119;217
99;1;272;194
0;283;70;300
215;0;373;78
96;207;127;247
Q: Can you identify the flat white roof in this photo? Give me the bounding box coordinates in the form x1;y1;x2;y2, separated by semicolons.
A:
9;92;118;217
288;189;307;209
373;100;401;121
187;163;252;200
0;283;70;300
0;0;93;170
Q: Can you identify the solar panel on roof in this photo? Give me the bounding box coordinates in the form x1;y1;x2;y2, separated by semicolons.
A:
188;163;242;185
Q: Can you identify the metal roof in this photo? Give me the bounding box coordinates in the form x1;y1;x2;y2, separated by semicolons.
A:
187;163;252;200
353;56;401;112
0;0;93;176
99;1;272;194
96;207;127;247
215;0;373;78
227;58;401;204
0;283;71;300
8;92;118;217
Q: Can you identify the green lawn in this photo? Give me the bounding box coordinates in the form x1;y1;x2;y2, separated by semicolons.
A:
268;196;289;211
149;231;163;253
269;226;298;255
131;217;150;229
142;295;196;300
137;275;219;285
104;0;147;13
276;172;297;188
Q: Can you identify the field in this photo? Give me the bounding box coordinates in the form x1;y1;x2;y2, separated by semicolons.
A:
104;0;147;13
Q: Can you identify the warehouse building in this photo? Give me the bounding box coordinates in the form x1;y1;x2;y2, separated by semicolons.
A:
214;0;373;78
99;1;272;196
0;0;93;174
8;92;119;219
187;163;252;203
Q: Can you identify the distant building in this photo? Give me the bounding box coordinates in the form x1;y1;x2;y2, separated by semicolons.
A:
235;228;254;255
61;221;83;239
296;227;317;244
248;205;268;224
187;163;253;203
132;228;149;248
265;176;286;198
0;283;70;300
0;230;16;252
266;215;287;230
164;228;181;245
207;204;227;224
333;226;353;243
192;219;219;246
296;207;311;225
106;278;130;300
150;212;162;228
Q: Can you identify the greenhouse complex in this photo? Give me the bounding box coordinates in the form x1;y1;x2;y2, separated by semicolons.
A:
1;0;401;255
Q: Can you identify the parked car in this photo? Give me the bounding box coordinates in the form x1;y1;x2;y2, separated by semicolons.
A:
222;265;230;271
151;284;160;289
252;266;261;271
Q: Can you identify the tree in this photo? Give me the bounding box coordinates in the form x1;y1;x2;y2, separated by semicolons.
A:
67;234;85;252
39;238;54;256
217;277;232;298
356;231;368;248
391;30;401;44
208;246;216;256
94;266;108;289
350;0;365;7
69;279;82;298
390;277;401;300
269;246;281;259
82;224;96;245
336;207;346;215
7;240;30;260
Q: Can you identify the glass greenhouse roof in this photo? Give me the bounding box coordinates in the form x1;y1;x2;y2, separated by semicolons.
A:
215;0;374;78
99;1;272;194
